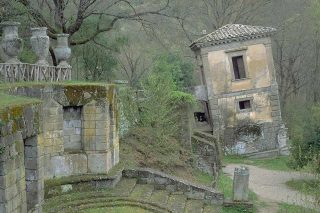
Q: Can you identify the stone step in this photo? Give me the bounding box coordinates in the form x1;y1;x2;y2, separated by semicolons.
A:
149;189;170;206
184;199;204;213
193;131;217;143
168;194;187;213
192;134;222;167
111;178;137;196
191;135;213;146
48;198;170;213
130;184;155;200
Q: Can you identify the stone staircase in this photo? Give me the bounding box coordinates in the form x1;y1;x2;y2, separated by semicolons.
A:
43;177;222;213
192;131;222;173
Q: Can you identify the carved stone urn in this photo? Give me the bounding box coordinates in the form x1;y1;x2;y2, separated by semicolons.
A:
30;27;49;66
0;21;23;63
54;34;71;68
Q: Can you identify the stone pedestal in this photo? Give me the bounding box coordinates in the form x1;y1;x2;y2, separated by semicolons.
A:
233;166;249;202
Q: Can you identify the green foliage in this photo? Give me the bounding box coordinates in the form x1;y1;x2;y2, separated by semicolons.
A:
72;17;127;81
152;53;194;89
193;170;213;186
138;71;178;143
286;179;320;197
170;91;195;105
277;203;317;213
0;145;5;155
285;102;320;172
0;93;41;110
73;36;122;82
19;39;37;64
120;70;195;144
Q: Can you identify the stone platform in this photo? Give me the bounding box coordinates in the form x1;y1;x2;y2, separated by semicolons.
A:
0;83;120;213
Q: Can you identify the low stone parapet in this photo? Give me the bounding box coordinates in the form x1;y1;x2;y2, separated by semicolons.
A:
45;171;122;199
122;168;224;204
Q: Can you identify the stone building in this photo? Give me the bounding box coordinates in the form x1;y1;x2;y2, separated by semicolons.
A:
0;84;119;213
190;24;286;154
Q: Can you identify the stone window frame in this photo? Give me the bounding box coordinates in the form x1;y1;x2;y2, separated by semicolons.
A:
62;105;84;153
235;97;254;113
226;47;250;81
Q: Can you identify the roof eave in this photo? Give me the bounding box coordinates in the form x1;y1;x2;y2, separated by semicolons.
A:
190;31;276;50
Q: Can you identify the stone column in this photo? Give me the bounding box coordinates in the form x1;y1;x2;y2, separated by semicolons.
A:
83;100;113;174
24;136;44;213
233;166;249;202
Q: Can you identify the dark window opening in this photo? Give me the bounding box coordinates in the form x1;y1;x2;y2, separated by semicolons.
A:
232;56;246;80
239;100;251;110
63;106;83;152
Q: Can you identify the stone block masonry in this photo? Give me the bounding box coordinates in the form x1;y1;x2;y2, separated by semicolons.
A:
0;83;120;213
0;102;44;213
123;168;224;205
191;25;287;155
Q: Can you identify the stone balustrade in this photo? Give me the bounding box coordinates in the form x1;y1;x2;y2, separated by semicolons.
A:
0;63;71;82
0;21;72;82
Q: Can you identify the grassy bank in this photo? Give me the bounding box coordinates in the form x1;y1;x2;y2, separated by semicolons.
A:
278;203;318;213
286;179;320;196
223;155;293;171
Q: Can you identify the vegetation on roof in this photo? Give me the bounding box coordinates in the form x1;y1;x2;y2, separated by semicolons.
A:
0;93;41;111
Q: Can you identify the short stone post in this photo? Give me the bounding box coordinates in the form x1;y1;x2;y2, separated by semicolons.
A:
233;166;249;202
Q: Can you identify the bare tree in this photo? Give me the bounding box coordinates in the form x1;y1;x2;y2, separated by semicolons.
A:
199;0;271;30
117;44;150;87
273;15;313;105
172;0;271;44
16;0;172;64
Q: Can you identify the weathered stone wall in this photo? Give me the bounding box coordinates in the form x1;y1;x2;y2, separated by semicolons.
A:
0;83;120;213
192;131;222;175
3;83;120;179
123;168;224;205
224;122;278;154
0;101;44;213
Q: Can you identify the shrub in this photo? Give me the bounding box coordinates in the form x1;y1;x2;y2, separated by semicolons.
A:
285;102;320;172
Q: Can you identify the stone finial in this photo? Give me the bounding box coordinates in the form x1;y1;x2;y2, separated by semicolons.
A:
54;34;71;68
30;27;50;66
233;166;249;202
0;21;23;63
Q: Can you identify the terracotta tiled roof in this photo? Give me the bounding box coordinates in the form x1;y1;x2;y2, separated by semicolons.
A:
190;24;276;49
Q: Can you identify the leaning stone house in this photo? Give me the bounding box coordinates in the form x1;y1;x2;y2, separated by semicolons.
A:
191;24;286;154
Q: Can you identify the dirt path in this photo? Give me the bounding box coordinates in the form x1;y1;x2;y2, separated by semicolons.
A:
223;164;316;211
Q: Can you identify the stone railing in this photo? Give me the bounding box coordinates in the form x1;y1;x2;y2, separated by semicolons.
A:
0;63;71;82
0;21;72;82
123;168;224;204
